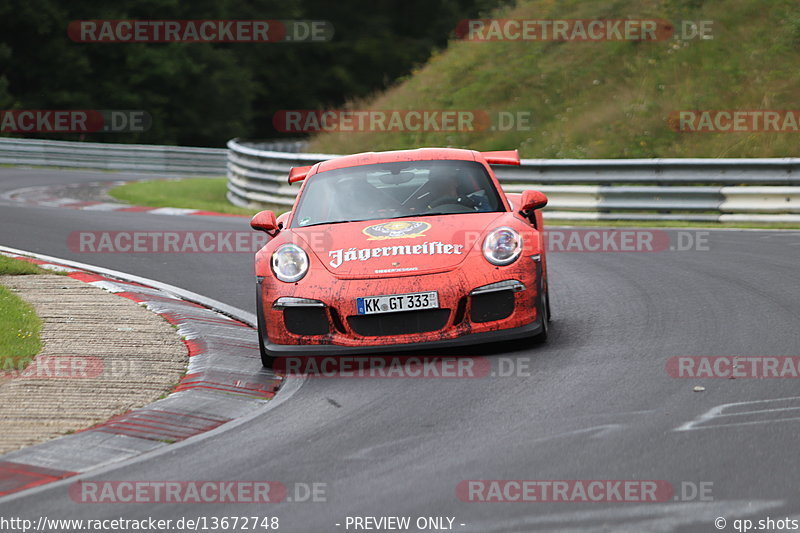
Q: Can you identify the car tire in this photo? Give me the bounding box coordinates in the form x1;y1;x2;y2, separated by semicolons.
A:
258;326;277;368
534;282;550;343
256;289;277;368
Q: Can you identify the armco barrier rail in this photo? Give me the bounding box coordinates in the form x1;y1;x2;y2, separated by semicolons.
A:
0;137;307;176
0;137;228;175
0;137;797;222
227;139;800;223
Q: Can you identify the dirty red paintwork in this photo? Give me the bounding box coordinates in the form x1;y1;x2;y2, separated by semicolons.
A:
254;148;547;349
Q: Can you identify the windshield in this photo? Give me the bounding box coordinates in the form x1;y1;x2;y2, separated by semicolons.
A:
291;160;504;227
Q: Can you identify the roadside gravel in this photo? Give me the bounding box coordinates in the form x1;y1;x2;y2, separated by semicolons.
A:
0;275;186;454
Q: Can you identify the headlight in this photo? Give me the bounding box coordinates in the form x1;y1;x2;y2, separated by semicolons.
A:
482;227;522;266
271;243;309;282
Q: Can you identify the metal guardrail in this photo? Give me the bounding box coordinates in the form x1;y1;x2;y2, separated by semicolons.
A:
227;139;800;222
226;139;329;207
0;136;305;177
0;137;228;175
1;137;796;222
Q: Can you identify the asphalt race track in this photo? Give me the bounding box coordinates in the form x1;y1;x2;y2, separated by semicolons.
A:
1;167;800;532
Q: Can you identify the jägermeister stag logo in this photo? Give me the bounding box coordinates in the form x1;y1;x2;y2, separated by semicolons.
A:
362;221;431;240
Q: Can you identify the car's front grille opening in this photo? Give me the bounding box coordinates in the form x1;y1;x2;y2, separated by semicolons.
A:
347;309;451;337
328;307;348;334
452;296;468;326
470;290;515;323
283;307;330;336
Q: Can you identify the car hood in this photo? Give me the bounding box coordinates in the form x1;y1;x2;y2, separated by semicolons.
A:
292;212;507;279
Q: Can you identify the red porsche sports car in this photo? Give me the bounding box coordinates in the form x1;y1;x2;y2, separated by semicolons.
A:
250;147;550;366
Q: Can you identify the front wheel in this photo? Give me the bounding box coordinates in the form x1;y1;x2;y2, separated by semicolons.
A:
534;283;550;343
258;327;276;368
256;286;276;368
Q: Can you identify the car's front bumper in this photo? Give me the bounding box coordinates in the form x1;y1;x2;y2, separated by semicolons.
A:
258;254;544;356
262;317;543;356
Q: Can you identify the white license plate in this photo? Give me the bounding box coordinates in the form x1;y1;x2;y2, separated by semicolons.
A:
357;291;439;315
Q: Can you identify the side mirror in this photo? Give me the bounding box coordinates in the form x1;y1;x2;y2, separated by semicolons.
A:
520;190;548;213
276;212;291;228
250;210;279;235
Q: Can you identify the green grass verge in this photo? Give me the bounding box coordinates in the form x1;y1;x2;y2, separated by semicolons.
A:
308;0;800;159
0;257;44;372
108;178;268;216
0;255;48;275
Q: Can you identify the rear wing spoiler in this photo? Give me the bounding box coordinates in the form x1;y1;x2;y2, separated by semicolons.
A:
481;150;520;166
288;151;519;183
288;165;313;184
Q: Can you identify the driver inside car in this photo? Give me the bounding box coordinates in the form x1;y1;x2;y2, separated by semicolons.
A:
420;166;490;211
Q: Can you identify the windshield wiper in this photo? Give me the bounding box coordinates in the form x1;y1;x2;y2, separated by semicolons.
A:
296;219;365;228
387;212;472;220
